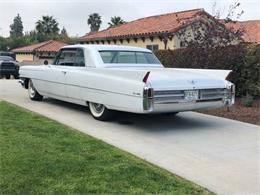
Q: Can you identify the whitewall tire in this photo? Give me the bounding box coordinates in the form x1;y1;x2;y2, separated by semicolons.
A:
89;102;114;121
28;79;43;101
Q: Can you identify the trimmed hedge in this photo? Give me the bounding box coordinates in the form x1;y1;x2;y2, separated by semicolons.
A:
155;44;260;98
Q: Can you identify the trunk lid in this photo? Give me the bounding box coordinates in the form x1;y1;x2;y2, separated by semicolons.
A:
106;66;231;90
145;68;231;90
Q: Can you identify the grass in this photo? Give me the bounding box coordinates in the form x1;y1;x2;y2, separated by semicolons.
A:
0;101;212;194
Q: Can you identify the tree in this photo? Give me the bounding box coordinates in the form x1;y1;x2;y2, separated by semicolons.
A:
36;15;60;36
87;13;102;32
0;36;9;50
108;16;126;28
60;26;68;37
10;14;23;38
174;2;244;49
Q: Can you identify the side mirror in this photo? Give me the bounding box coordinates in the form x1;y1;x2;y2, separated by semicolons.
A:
44;60;48;65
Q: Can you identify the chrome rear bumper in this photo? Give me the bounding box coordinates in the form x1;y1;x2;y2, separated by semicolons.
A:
143;86;235;113
152;100;229;113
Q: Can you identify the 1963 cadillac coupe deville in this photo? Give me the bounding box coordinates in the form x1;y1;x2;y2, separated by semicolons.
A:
19;45;235;120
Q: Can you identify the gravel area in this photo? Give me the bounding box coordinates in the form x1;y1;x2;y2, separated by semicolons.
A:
199;98;260;125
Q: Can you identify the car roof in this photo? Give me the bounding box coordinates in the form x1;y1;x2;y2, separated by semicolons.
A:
62;44;152;53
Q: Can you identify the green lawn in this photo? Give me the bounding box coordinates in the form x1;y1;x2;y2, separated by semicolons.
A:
0;101;212;194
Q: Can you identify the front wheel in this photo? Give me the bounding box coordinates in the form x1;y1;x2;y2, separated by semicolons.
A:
28;79;43;101
5;75;10;79
89;102;114;121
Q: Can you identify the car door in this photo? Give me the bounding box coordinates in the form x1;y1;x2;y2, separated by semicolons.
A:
64;48;86;101
45;48;77;98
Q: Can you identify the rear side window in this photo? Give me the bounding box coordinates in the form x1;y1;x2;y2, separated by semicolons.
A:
99;51;161;64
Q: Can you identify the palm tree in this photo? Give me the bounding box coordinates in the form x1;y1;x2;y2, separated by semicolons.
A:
87;13;102;32
108;16;126;28
36;16;59;35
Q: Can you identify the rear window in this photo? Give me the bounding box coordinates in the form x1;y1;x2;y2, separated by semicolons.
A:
99;51;161;64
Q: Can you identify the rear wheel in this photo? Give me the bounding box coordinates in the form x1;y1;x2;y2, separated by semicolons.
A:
28;79;43;101
89;102;114;121
5;75;10;79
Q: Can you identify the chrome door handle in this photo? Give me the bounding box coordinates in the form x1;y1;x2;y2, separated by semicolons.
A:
61;71;66;74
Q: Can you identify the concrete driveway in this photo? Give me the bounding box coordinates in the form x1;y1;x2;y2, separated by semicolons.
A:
1;80;259;195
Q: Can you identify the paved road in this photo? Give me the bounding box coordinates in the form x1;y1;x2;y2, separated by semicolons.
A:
1;80;259;195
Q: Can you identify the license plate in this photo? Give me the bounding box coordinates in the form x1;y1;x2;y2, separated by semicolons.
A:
184;90;199;101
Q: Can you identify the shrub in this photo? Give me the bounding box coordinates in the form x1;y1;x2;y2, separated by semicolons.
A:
241;94;254;107
155;44;260;98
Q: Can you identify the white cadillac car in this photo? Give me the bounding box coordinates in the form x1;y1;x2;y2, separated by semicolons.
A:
19;45;235;120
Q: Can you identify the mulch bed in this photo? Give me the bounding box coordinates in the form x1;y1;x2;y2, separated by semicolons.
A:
198;98;260;125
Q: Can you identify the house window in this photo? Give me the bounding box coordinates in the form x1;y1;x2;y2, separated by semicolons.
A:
146;44;159;51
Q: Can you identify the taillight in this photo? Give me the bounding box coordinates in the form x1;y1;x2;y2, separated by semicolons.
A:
143;71;150;83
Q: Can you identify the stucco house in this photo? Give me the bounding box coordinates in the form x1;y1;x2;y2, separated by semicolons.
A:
79;9;235;51
223;20;260;44
12;40;67;63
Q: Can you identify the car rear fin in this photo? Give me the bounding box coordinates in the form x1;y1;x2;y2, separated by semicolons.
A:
225;71;233;81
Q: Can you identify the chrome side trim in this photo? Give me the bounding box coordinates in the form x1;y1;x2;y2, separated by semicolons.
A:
25;77;140;98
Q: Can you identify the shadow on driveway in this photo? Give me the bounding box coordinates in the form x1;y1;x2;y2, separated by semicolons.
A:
43;97;225;133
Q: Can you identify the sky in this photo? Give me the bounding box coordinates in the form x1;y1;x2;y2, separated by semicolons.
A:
0;0;259;38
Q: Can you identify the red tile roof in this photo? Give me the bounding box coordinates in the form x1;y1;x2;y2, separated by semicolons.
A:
223;20;260;43
79;9;210;41
12;40;67;53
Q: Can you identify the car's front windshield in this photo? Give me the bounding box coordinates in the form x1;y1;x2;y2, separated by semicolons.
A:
99;50;161;65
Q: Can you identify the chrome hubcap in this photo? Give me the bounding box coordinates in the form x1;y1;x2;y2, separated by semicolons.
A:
92;103;105;114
